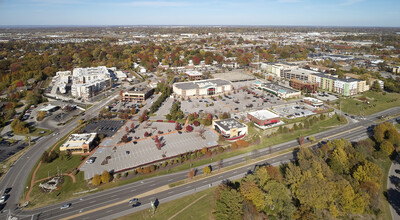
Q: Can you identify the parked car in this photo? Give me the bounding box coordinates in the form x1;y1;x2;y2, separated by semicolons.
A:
85;157;96;164
0;195;7;203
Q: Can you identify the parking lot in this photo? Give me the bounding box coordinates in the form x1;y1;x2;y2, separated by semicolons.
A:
179;81;287;116
151;96;174;120
274;104;316;119
313;91;339;102
0;140;27;162
83;120;126;138
100;121;179;147
81;128;218;179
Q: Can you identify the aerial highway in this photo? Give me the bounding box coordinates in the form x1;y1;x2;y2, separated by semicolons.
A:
1;106;397;220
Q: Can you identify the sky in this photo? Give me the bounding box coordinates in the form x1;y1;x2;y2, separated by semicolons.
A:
0;0;399;27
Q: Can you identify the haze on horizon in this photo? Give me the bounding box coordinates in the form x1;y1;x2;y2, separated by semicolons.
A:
0;0;399;27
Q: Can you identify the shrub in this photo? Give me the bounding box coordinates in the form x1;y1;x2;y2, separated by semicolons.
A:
92;174;101;186
203;165;211;174
193;120;200;126
186;125;193;132
142;166;151;174
162;161;168;167
201;147;208;155
101;170;111;183
236;140;249;148
231;142;238;149
217;147;224;153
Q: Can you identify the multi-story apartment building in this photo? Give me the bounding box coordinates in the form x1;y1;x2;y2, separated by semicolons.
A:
311;73;364;96
69;66;112;100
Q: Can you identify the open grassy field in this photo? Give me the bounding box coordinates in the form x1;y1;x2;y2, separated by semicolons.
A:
118;188;215;220
26;172;90;208
335;91;400;116
35;155;84;180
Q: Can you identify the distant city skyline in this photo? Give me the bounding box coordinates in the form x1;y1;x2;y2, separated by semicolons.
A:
0;0;399;27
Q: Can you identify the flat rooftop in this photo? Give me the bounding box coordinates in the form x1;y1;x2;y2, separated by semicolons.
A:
212;70;255;82
62;133;96;148
248;109;279;120
303;97;323;103
313;73;360;82
260;83;299;94
186;70;202;76
173;78;231;90
126;86;152;94
214;118;246;131
40;105;58;112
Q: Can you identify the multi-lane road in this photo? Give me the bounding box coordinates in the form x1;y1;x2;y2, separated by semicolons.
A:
0;93;120;217
1;106;397;220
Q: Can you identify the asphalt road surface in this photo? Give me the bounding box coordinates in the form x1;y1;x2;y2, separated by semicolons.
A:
0;92;121;217
1;106;397;220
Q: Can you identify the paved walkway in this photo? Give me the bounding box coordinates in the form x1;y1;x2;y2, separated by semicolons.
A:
387;155;400;220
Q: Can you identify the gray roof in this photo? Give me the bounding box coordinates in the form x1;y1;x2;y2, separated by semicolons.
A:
214;118;246;131
313;73;360;82
260;83;299;94
173;78;232;90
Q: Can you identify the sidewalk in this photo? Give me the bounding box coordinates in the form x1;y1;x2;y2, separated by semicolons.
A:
387;155;400;220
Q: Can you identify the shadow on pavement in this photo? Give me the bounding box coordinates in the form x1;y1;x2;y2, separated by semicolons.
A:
390;175;400;188
387;188;400;215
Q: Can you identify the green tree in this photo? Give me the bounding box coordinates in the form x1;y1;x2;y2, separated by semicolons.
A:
380;140;395;157
214;185;243;220
353;161;383;187
239;180;265;212
263;180;294;218
373;123;388;143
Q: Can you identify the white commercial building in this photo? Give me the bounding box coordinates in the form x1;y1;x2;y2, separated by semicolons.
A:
173;79;233;98
303;97;324;107
212;118;248;140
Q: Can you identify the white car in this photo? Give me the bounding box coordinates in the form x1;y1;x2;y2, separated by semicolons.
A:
0;195;6;203
60;203;71;209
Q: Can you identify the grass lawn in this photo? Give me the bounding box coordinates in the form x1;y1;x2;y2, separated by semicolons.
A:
35;155;84;180
395;123;400;131
29;127;53;137
13;127;53;137
335;91;400;116
374;157;393;220
26;172;90;208
118;188;215;220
